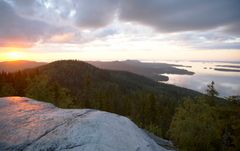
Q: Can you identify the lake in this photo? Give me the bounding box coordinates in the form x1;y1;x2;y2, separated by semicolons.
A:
160;61;240;97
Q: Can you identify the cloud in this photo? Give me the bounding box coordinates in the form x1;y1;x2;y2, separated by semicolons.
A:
6;0;74;26
166;31;240;50
0;0;239;51
0;0;61;47
3;0;240;33
5;0;240;34
222;22;240;36
73;0;119;29
48;33;75;43
7;0;119;29
0;0;120;47
119;0;240;33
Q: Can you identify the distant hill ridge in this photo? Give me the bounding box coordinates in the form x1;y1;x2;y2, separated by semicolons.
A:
88;60;194;81
0;59;194;82
0;60;46;72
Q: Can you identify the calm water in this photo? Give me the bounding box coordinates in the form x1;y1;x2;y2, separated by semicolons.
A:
160;61;240;97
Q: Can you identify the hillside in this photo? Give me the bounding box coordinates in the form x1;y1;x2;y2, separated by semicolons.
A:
27;60;201;99
0;60;46;72
88;60;194;81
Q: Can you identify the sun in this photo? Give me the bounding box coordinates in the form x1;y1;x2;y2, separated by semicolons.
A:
6;52;24;60
0;47;27;61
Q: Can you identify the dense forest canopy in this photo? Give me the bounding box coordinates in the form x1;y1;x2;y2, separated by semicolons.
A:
0;60;239;151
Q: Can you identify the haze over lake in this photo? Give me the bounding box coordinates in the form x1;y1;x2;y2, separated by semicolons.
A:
160;61;240;97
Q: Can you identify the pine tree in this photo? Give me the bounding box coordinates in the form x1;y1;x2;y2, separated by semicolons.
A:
169;98;221;151
26;75;55;103
206;81;219;97
0;83;15;97
206;81;218;106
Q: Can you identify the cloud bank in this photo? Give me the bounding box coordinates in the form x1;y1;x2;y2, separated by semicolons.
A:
119;0;240;33
0;0;239;50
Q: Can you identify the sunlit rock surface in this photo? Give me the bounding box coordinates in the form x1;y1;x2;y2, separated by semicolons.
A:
0;97;168;151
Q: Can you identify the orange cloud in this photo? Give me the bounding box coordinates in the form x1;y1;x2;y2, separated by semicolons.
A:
49;33;75;43
0;38;33;48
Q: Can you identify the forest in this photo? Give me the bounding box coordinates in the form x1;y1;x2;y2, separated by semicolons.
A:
0;60;239;151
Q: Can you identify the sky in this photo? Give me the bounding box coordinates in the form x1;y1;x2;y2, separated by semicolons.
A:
0;0;240;62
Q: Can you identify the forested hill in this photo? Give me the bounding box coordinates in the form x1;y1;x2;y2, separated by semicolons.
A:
0;60;201;138
27;60;201;98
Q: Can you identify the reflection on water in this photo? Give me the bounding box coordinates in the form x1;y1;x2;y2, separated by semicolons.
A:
160;61;240;97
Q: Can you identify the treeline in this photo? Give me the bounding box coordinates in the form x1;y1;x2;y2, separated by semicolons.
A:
0;61;239;150
0;71;73;108
169;82;240;151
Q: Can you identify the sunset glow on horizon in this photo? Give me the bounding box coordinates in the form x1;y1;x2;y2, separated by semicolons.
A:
0;46;26;61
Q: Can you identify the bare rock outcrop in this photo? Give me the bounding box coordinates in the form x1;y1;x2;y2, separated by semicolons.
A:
0;97;168;151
